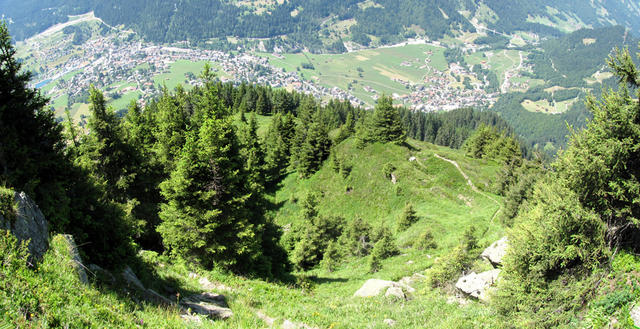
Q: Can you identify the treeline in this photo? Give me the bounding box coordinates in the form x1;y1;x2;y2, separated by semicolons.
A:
399;107;513;149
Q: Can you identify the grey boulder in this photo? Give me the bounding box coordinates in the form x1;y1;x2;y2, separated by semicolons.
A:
0;191;49;261
481;237;508;267
455;269;501;302
181;292;233;319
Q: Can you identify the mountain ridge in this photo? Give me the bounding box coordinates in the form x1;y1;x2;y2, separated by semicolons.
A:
3;0;640;51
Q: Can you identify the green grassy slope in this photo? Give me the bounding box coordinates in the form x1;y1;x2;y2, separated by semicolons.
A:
1;136;508;328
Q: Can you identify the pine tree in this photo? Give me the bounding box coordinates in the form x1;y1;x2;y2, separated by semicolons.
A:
334;112;355;144
414;229;437;250
338;217;373;257
158;113;262;271
322;240;341;272
263;114;290;185
256;88;272;115
397;203;419;231
296;112;332;178
0;22;68;228
152;88;190;173
366;95;406;144
240;113;266;191
157;92;281;274
369;226;398;272
75;86;137;201
122;101;165;249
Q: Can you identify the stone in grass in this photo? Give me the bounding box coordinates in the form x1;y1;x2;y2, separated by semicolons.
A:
122;266;145;290
481;236;508;267
455;269;501;302
631;304;640;328
354;279;397;297
181;292;233;319
385;286;406;299
384;318;397;326
354;279;415;298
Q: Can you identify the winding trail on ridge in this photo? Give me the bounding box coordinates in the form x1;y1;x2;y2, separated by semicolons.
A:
431;154;503;224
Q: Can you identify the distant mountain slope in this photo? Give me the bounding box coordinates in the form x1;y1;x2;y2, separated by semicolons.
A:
479;0;640;35
2;0;640;50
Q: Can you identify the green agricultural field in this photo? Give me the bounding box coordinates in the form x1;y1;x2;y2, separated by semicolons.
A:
521;98;578;114
49;94;69;113
465;49;524;86
108;91;143;112
69;102;90;122
260;44;447;104
153;60;209;90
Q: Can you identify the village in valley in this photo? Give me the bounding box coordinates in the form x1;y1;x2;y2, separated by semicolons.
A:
19;13;516;121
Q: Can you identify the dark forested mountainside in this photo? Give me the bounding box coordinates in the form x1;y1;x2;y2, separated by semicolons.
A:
2;0;640;51
486;26;638;154
482;0;640;36
528;26;636;88
0;0;91;40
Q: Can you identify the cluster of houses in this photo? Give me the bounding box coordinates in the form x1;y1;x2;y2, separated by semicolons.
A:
25;23;502;113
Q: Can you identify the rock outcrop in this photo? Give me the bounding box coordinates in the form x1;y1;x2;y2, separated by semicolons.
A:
180;292;233;319
353;279;414;298
455;269;501;302
59;234;88;284
0;191;49;261
122;266;145;290
481;236;508;267
384;287;406;299
631;304;640;328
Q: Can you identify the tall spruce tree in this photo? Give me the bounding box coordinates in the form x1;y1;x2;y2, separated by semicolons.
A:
0;22;68;227
240;113;267;191
364;95;406;145
263;113;290;185
0;23;132;266
157;91;279;275
296;112;332;178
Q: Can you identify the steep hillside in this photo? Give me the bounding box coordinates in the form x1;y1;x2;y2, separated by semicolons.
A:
2;0;640;50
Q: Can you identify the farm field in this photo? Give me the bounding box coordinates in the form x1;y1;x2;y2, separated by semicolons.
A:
521;98;578;114
259;43;448;104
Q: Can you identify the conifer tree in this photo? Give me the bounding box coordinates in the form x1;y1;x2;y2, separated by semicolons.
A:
263;114;290;185
322;240;341;272
0;21;68;227
256;88;272;115
296;112;332;178
240;113;267;191
397;203;419;231
122;101;165;249
152;88;190;173
157;95;276;273
365;95;406;145
75;86;137;201
334;111;355;144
